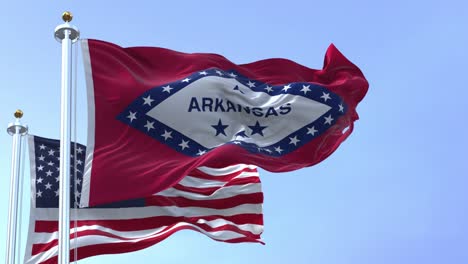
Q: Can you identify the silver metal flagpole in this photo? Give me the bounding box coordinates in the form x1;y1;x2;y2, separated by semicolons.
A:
54;11;80;264
5;110;28;264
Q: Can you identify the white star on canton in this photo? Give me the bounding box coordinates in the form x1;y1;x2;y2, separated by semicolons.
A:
77;147;84;154
37;177;43;184
39;144;46;150
48;149;55;156
320;92;331;102
301;85;311;94
274;146;283;154
144;121;155;131
75;178;81;185
55;189;59;197
247;81;256;88
162;85;173;93
36;190;43;197
182;78;191;83
307;126;318;136
282;84;292;92
127;111;137;122
229;72;237;78
215;70;223;76
77;160;83;165
38;155;45;161
47;161;54;166
45;170;53;177
265;149;272;153
143;95;155;106
38;165;44;171
56;167;60;172
161;130;173;140
197;150;206;156
179;140;189;150
45;183;52;190
55;176;60;182
264;85;273;93
338;104;344;112
199;71;208;75
324;115;334;125
289;136;300;146
75;191;81;198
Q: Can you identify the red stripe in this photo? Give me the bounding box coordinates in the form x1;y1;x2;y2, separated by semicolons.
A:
32;220;262;257
145;192;263;208
36;224;263;263
35;213;263;233
174;177;261;195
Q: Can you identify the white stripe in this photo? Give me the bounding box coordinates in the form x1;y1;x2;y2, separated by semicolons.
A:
27;222;261;264
158;182;262;200
80;39;94;208
196;164;257;176
34;203;262;221
178;171;259;188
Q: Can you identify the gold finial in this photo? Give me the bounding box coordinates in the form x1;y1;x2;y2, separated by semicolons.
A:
62;11;73;22
14;109;23;119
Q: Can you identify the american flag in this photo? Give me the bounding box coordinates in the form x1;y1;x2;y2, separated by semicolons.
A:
25;135;264;263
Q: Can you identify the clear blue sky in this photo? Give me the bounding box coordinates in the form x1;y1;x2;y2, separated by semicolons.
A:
1;0;467;263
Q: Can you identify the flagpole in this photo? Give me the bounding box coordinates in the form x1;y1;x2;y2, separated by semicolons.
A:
5;110;28;264
54;11;80;264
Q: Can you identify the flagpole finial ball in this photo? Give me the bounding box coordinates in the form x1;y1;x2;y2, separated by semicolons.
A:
62;11;73;22
14;109;23;119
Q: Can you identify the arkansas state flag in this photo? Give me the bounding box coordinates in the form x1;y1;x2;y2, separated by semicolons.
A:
81;39;368;207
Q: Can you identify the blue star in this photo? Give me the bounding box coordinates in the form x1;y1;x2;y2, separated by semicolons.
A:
248;121;268;136
211;119;229;136
235;130;249;138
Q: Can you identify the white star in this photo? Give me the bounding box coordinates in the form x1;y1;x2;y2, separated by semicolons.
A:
307;126;318;136
301;85;311;94
56;167;60;172
127;111;137;122
75;178;81;185
265;148;272;153
233;141;242;145
161;130;172;141
38;155;45;161
142;95;154;106
39;144;46;150
229;72;237;78
289;136;300;146
182;78;191;83
199;71;208;75
324;115;334;125
338;104;344;112
55;176;60;182
55;189;59;196
197;150;207;156
321;92;331;102
274;146;283;154
162;85;173;93
77;160;83;165
37;165;44;171
47;161;54;166
264;85;273;93
37;177;43;184
179;140;189;150
36;190;43;197
247;81;256;88
144;120;155;131
48;149;55;156
282;84;292;92
75;191;81;198
45;170;53;177
215;70;223;76
76;147;84;154
45;183;52;190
